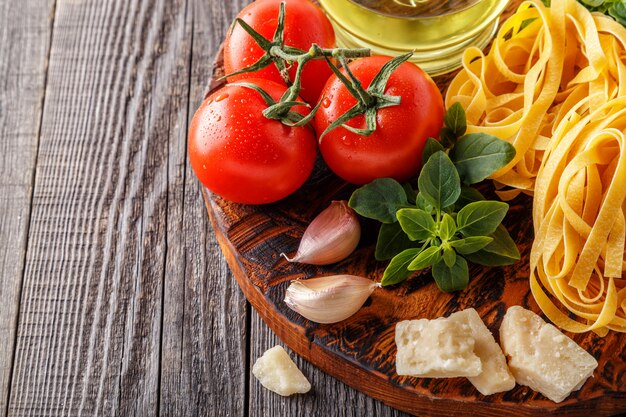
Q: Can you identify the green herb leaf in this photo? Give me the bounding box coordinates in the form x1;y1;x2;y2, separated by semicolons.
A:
421;138;445;165
397;208;436;241
439;213;457;241
418;151;461;210
349;178;408;223
408;246;441;271
456;201;509;237
455;185;485;209
382;248;421;286
442;247;457;268
415;192;433;212
580;0;605;7
375;222;415;261
444;102;467;137
609;2;626;26
464;224;520;266
432;256;469;292
450;133;516;185
449;236;493;255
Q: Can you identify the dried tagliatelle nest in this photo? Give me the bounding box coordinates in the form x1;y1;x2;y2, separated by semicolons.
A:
446;0;626;199
446;0;626;334
531;97;626;335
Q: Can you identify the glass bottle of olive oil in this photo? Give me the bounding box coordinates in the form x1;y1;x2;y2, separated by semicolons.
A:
319;0;509;75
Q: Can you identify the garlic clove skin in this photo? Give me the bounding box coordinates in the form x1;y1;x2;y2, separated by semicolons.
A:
284;275;380;324
282;200;361;265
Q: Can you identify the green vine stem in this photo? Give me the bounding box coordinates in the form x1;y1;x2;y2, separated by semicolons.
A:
225;2;414;136
224;2;370;124
318;52;413;140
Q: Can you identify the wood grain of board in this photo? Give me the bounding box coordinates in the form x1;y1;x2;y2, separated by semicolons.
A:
159;1;250;416
8;0;187;415
0;0;56;415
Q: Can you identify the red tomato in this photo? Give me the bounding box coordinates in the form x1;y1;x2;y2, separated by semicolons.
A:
224;0;335;104
313;56;445;185
188;79;317;205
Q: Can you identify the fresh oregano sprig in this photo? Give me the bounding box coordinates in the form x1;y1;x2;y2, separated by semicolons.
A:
348;103;520;292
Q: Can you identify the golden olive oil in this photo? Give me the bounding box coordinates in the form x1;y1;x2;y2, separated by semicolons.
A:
319;0;509;75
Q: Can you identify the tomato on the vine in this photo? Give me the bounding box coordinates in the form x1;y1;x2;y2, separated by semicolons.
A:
224;0;336;104
188;79;317;205
313;56;445;185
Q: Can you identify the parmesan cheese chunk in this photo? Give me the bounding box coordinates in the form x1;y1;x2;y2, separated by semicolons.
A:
395;317;482;378
499;306;598;403
252;346;311;396
450;309;516;395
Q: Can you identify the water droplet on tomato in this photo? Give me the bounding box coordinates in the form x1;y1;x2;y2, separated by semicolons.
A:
342;136;352;146
322;97;331;108
215;93;229;102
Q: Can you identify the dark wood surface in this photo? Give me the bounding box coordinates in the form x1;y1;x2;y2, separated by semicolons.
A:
0;0;409;416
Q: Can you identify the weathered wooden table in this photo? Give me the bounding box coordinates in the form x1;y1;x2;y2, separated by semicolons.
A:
0;0;409;415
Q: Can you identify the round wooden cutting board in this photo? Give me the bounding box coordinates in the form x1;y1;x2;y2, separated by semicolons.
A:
201;2;626;415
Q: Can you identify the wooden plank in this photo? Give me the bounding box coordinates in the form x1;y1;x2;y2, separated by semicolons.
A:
0;0;55;415
158;1;250;416
7;0;191;415
249;309;410;417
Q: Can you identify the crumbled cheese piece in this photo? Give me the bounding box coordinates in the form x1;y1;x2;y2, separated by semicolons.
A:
499;306;598;403
395;317;482;378
450;308;516;395
252;346;311;396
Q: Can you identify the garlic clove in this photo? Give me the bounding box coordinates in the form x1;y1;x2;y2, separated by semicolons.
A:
282;200;361;265
284;275;380;324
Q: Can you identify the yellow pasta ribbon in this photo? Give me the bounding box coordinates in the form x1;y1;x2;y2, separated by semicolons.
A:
446;0;626;333
532;99;626;333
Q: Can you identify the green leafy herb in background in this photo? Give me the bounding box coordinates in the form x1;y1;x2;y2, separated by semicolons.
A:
543;0;626;28
349;103;520;292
